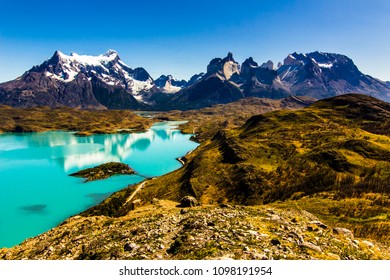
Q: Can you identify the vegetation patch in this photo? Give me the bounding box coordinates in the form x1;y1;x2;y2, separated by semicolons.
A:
70;162;135;182
0;105;152;135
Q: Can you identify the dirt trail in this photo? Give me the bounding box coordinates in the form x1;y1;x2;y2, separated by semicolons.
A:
124;181;146;205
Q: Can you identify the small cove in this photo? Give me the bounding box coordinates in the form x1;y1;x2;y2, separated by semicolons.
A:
0;121;198;248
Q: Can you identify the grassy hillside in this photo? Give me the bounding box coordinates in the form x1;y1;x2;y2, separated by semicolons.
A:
0;105;152;135
156;96;315;142
2;94;389;259
86;94;390;243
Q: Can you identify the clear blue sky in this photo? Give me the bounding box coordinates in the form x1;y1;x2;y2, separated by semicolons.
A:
1;0;390;82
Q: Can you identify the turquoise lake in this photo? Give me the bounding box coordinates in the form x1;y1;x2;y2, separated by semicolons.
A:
0;121;198;248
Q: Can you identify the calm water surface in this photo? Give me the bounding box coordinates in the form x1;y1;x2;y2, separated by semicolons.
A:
0;121;198;248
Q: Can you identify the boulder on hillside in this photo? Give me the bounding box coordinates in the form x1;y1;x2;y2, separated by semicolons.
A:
179;196;199;208
333;227;354;238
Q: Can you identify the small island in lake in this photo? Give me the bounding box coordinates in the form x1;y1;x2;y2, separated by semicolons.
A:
70;162;135;182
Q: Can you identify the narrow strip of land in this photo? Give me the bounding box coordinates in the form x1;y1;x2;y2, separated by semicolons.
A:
124;181;146;205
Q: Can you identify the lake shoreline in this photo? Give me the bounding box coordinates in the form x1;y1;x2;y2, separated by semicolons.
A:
0;121;199;248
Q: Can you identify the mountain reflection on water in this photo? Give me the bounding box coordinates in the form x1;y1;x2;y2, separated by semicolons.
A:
0;121;188;174
0;121;198;248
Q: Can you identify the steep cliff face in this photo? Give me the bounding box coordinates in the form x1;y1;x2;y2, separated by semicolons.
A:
154;75;187;93
206;52;240;80
239;57;291;99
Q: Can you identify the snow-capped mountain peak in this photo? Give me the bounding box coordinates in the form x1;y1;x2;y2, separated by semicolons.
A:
155;74;187;93
30;50;156;103
54;49;120;68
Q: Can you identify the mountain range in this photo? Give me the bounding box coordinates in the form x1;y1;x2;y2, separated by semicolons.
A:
1;50;389;110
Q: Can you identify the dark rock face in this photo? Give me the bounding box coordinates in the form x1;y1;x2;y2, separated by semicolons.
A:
90;76;144;110
155;75;187;88
0;72;101;108
166;76;244;110
206;52;240;80
132;68;152;82
187;73;205;86
239;57;290;99
260;60;274;70
240;57;259;79
0;50;157;109
179;196;199;208
278;52;390;101
154;75;171;88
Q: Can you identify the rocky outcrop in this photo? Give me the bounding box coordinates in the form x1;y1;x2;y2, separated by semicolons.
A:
1;204;387;260
260;60;274;70
179;196;199;208
206;52;240;80
232;56;291;99
164;76;244;110
155;75;187;93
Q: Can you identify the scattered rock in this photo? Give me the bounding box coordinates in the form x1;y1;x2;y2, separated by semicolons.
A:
361;240;374;248
251;253;268;260
333;227;354;238
2;205;387;260
327;253;341;260
300;242;322;253
271;238;281;246
124;243;138;252
209;255;234;260
288;231;304;243
270;214;281;221
72;235;85;242
130;199;142;210
309;221;328;229
220;204;233;209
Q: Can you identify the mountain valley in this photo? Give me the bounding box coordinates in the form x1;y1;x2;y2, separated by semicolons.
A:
1;93;389;260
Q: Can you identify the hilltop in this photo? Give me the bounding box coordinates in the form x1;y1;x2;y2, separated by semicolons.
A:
1;202;388;260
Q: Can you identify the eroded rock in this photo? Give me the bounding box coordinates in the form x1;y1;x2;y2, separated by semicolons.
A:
179;196;199;208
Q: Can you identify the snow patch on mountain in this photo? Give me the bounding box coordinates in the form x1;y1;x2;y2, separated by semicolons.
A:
38;50;155;102
317;63;333;68
57;50;118;67
155;75;187;93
